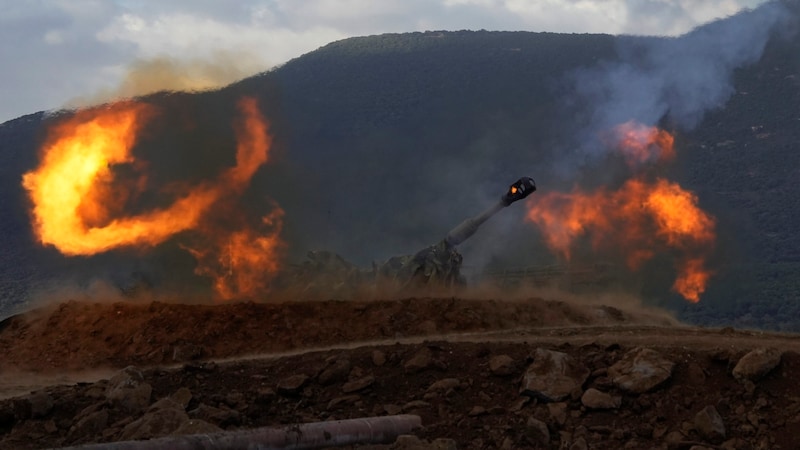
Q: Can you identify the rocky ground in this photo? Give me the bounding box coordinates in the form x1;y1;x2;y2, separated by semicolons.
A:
1;296;799;449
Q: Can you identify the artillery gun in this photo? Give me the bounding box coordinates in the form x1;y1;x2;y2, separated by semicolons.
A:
285;177;536;297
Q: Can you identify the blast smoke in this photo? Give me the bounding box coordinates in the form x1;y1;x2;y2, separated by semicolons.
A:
68;51;268;108
523;1;793;304
569;1;789;161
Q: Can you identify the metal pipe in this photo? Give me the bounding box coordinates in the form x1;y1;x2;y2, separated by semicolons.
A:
52;414;422;450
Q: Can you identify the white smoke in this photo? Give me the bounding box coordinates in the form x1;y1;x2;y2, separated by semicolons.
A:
570;0;790;157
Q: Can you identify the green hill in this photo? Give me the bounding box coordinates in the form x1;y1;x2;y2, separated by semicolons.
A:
1;1;799;329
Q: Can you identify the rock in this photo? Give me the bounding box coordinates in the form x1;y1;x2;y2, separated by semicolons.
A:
43;420;58;434
732;348;783;382
524;416;551;445
318;358;352;385
509;397;531;412
372;350;387;367
172;343;205;361
489;355;515;376
148;398;184;412
105;366;153;414
569;436;588;450
342;375;375;393
608;348;674;394
427;378;460;393
328;395;361;409
68;409;109;439
120;408;189;441
548;402;568;426
402;400;431;412
520;348;590;402
172;419;222;435
170;387;193;409
384;404;403;415
581;388;621;410
431;438;458;450
188;403;240;427
694;405;726;443
391;435;424;449
13;392;54;419
468;406;487;417
686;363;707;385
276;374;309;395
404;347;433;373
224;392;246;409
255;388;276;404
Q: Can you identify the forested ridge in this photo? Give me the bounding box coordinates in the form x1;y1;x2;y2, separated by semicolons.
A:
1;3;799;329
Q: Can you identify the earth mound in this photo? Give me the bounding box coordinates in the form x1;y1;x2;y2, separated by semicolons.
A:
1;296;799;449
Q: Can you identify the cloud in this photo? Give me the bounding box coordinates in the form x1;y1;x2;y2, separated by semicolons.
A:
0;0;771;123
96;12;344;67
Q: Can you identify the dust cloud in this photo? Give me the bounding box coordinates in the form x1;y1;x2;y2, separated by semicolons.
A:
67;51;269;107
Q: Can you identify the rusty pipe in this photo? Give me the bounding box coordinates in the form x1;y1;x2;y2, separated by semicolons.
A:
52;414;422;450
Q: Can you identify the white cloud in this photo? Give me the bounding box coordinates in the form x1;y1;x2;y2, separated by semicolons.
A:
96;12;344;66
0;0;771;124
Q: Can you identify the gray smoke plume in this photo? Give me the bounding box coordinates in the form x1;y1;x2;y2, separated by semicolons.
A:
570;0;790;159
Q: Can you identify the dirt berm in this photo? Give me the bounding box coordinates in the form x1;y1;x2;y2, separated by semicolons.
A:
1;296;799;449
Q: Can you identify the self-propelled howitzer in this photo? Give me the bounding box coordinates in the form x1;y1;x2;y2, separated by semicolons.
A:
377;177;536;287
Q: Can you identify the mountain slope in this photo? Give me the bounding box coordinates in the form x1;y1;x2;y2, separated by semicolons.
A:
1;2;799;329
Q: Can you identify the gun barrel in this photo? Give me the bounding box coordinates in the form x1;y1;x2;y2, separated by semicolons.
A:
444;177;536;246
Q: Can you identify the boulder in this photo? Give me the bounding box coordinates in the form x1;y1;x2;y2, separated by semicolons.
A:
732;348;782;382
318;358;352;385
172;343;204;362
105;366;153;414
12;392;53;419
489;355;516;376
581;388;621;409
188;403;240;427
170;387;193;409
371;350;387;367
694;405;726;443
404;347;434;373
342;375;375;393
608;348;674;394
426;378;460;393
276;374;309;395
520;348;590;402
524;416;550;446
68;409;109;439
172;419;222;435
119;408;189;441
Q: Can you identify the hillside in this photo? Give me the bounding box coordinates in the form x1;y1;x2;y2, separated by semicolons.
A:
0;1;799;329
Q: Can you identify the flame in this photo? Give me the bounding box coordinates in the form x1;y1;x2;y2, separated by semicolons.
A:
22;96;283;299
525;122;715;302
611;120;675;168
673;258;712;303
187;208;284;300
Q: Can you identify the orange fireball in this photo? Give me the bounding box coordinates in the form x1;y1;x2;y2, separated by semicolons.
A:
22;97;284;300
525;122;715;302
611;120;676;168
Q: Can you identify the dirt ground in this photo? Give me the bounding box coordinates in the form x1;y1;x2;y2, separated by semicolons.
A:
1;295;799;449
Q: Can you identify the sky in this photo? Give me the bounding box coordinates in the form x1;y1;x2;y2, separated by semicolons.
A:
0;0;769;124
